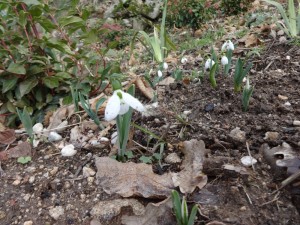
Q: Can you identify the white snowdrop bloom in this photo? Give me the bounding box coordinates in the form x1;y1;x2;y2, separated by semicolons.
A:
221;40;234;51
33;123;43;134
221;55;229;65
48;131;62;142
163;62;168;70
105;90;145;121
61;144;77;157
181;57;188;64
157;70;163;77
205;58;215;70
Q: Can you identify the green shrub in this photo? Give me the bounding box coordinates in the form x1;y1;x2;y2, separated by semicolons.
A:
166;0;215;31
221;0;253;15
0;0;122;126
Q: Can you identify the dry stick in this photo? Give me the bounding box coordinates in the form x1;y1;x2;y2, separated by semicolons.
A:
280;169;300;190
246;142;255;172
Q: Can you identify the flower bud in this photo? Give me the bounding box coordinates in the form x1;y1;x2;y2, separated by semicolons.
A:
157;70;163;77
163;62;168;70
221;56;228;65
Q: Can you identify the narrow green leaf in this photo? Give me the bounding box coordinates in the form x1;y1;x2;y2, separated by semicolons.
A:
95;97;106;112
172;190;183;224
16;107;33;138
187;205;198;225
7;63;26;75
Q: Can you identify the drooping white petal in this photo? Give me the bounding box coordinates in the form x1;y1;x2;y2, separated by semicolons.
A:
119;101;130;115
163;62;168;70
228;40;234;50
122;91;145;112
205;58;215;70
221;42;227;51
105;92;121;121
157;70;163;77
221;56;228;65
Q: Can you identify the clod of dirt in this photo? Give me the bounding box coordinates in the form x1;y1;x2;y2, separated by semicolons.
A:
264;131;279;141
171;139;209;193
121;197;174;225
91;199;145;221
95;157;174;198
229;127;246;143
164;153;181;164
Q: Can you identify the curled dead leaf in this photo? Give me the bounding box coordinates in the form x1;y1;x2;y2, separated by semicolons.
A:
95;157;174;198
135;76;154;100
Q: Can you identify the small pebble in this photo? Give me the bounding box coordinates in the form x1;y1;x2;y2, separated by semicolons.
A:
264;131;279;141
50;167;59;176
83;167;96;178
29;176;35;184
240;206;247;211
49;206;65;220
23;221;33;225
12;179;21;186
48;131;62;142
278;94;288;100
293;120;300;126
23;194;31;202
229;127;246;143
164;153;181;164
61;144;77;157
241;156;257;167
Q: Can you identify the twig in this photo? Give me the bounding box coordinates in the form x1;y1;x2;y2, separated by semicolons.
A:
259;192;280;207
242;185;253;205
246;142;255;172
281;169;300;189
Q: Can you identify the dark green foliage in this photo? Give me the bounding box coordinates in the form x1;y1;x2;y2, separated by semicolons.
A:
0;0;122;126
221;0;253;15
166;0;215;31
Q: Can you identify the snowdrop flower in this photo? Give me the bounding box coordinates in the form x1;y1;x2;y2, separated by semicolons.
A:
221;40;234;51
221;55;229;65
205;58;215;70
163;62;168;70
157;70;163;77
105;90;145;121
181;57;188;64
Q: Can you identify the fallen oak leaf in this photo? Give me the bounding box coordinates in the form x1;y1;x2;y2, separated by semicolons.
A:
171;139;209;193
95;157;174;198
0;129;16;145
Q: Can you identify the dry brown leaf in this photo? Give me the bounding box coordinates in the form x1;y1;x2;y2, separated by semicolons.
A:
0;129;16;145
171;139;209;193
0;122;5;132
164;55;178;64
7;142;32;158
244;34;260;47
135;77;154;100
158;77;175;86
91;198;145;221
128;53;137;66
0;151;8;161
95;157;174;198
122;197;175;225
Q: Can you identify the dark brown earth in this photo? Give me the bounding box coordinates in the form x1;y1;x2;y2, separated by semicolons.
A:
1;41;300;225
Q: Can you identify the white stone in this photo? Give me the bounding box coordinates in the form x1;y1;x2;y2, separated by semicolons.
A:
48;132;62;142
241;156;257;167
83;167;96;178
293;120;300;126
61;144;77;157
33;123;43;134
49;206;65;220
29;176;35;184
23;221;33;225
